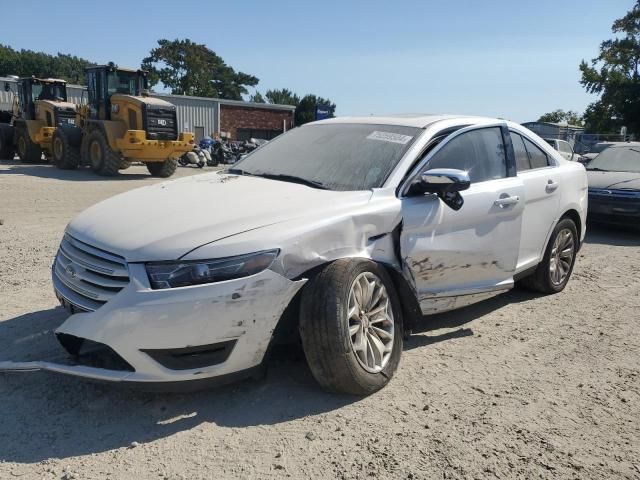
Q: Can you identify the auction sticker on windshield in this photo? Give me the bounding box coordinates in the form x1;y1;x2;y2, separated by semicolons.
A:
366;131;414;145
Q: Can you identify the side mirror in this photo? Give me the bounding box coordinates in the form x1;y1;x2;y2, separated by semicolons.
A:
4;82;10;92
412;168;470;211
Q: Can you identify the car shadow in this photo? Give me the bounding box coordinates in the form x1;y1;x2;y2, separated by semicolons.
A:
0;160;151;181
405;288;538;350
584;222;640;247
0;288;537;463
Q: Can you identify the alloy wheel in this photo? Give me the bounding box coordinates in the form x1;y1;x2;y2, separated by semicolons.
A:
347;272;395;373
549;228;575;286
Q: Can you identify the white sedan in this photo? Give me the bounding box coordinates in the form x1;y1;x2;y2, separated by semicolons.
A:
1;115;588;395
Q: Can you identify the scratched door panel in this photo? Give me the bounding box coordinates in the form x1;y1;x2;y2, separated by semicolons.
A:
400;177;524;312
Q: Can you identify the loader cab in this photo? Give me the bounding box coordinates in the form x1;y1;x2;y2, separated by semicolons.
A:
85;64;148;121
17;77;68;120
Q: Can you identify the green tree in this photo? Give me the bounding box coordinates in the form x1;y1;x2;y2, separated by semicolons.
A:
248;91;265;103
141;39;259;100
538;109;583;126
264;88;300;106
0;44;92;82
255;89;336;125
295;95;336;125
579;1;640;134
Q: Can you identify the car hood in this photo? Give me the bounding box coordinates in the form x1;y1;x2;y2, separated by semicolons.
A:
66;172;372;262
587;171;640;191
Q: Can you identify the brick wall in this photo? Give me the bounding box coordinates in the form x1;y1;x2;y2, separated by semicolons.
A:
220;105;295;139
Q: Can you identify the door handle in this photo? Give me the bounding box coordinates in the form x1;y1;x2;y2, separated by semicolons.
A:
546;180;559;193
494;196;520;207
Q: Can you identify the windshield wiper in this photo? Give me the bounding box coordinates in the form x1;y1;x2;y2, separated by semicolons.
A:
586;167;609;171
226;169;328;189
254;173;329;189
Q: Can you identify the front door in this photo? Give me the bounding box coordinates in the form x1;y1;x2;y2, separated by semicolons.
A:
400;124;524;314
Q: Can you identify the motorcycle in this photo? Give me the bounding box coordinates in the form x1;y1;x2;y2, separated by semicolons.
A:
178;145;208;168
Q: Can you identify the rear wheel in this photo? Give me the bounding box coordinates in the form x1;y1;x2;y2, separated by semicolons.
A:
15;127;42;163
51;128;80;170
146;158;178;177
519;218;578;294
299;259;403;395
0;126;15;160
86;129;120;176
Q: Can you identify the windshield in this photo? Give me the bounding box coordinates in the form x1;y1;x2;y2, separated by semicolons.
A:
32;83;67;102
231;123;421;191
107;71;142;96
587;147;640;173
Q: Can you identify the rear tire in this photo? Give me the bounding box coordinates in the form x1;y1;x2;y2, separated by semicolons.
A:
519;218;578;294
51;128;80;170
299;259;403;395
0;126;15;160
146;158;178;177
15;127;42;163
86;129;120;176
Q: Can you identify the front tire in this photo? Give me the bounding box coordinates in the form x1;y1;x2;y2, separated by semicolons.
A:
51;128;80;170
86;129;120;176
519;218;578;294
299;259;403;395
146;158;178;177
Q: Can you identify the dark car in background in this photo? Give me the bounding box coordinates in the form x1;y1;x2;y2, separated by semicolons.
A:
587;143;640;226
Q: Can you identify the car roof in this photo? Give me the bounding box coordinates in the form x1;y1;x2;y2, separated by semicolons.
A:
309;114;500;129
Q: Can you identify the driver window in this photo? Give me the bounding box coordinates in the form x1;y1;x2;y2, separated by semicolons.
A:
425;127;507;183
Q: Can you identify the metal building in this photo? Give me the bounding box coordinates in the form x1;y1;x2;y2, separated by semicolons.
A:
521;121;585;147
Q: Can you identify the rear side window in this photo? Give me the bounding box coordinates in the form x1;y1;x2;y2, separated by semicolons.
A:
425;127;507;183
511;133;532;171
523;137;550;169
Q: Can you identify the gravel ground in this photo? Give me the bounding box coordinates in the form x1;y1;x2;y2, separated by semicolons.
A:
0;161;639;480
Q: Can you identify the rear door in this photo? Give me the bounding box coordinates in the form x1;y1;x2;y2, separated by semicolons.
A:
400;124;524;313
510;131;561;270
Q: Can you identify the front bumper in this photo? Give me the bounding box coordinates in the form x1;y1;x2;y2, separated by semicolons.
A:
1;266;305;384
115;131;195;161
588;192;640;226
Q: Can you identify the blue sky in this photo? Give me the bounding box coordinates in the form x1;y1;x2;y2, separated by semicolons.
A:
1;0;634;121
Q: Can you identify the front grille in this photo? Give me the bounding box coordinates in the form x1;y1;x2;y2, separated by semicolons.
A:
53;234;129;312
144;106;178;140
55;109;77;127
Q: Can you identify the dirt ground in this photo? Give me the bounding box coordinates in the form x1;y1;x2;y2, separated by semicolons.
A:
0;160;639;480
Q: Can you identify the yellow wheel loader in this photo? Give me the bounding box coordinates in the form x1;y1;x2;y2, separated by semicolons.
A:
54;63;194;177
0;77;79;165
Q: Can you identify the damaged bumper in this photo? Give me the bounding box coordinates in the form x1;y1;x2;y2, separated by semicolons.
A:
1;267;305;384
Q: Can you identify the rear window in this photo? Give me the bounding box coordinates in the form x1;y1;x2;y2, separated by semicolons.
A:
523;138;550;169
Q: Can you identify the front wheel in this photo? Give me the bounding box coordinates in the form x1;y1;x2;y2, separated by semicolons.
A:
51;128;80;170
519;218;578;294
299;259;403;395
86;129;120;176
146;158;178;177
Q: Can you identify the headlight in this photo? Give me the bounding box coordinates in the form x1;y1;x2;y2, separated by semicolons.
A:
145;249;279;289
